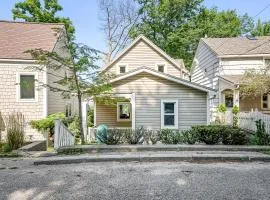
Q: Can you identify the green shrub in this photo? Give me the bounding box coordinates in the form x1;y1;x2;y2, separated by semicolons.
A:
30;112;65;136
158;129;181;144
192;125;222;145
181;130;198;144
64;116;81;144
144;129;159;144
232;106;240;128
222;126;248;145
97;128;125;145
125;127;145;144
2;143;12;153
251;120;270;145
6;112;25;150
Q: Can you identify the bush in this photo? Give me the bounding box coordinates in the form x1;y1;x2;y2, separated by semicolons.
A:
181;130;198;144
158;129;181;144
251;120;270;145
192;125;222;145
96;128;125;145
125;127;145;144
222;126;248;145
6;112;25;150
2;143;12;153
144;129;159;144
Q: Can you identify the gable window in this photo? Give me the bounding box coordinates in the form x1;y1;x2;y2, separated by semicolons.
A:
156;63;167;73
117;102;131;121
117;64;128;74
16;72;37;102
161;99;178;129
262;93;269;109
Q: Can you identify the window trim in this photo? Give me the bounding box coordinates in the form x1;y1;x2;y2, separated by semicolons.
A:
117;64;129;74
161;99;178;129
117;102;132;122
16;72;38;102
155;63;167;73
261;93;270;110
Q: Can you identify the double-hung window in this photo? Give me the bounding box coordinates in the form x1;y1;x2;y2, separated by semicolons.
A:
16;72;37;102
161;99;178;129
262;93;269;110
117;64;128;74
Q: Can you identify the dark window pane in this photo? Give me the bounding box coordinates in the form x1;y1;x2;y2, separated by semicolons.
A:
158;65;164;72
263;103;268;109
120;66;126;73
20;75;35;99
164;103;174;113
119;103;130;119
225;95;233;108
263;94;268;101
164;115;174;126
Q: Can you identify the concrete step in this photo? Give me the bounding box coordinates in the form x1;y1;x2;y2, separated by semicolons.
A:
57;144;270;154
34;151;270;165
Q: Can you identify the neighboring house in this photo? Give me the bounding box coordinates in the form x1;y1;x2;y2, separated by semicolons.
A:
191;36;270;120
0;21;76;141
95;35;214;130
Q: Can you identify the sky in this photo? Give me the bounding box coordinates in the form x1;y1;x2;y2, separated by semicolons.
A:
1;0;270;52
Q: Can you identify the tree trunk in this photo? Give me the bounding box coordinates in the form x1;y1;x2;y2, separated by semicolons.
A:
77;93;85;144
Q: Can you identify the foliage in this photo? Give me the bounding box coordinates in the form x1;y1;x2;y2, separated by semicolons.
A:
158;129;180;144
181;130;198;144
96;128;125;145
192;125;221;144
30;112;65;135
125;127;145;144
6;113;25;150
87;107;94;127
12;0;75;41
221;126;248;145
251;119;270;145
252;19;270;36
144;129;159;144
232;105;240;128
131;0;253;68
1;143;12;153
0;112;5;142
65;116;81;143
216;104;227;113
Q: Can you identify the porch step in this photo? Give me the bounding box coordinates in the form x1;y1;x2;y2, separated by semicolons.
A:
57;144;270;155
34;150;270;165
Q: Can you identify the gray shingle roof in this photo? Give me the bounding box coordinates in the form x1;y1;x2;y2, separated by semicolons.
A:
202;36;270;56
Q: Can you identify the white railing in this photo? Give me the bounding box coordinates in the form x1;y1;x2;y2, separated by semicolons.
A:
238;111;270;133
54;119;75;149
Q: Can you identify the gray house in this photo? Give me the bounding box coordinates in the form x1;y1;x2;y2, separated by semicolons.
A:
94;35;214;130
191;36;270;120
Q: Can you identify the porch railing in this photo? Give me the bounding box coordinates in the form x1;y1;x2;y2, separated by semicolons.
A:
54;119;75;149
238;111;270;133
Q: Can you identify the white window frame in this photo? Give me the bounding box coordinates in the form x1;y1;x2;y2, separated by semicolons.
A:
117;102;132;121
117;64;129;74
155;63;167;73
16;72;38;102
161;99;178;129
261;93;270;110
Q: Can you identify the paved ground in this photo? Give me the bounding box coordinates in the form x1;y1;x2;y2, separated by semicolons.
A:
0;158;270;200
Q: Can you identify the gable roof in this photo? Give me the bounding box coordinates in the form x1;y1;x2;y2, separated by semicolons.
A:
0;20;65;60
100;35;189;74
110;66;214;93
202;36;270;57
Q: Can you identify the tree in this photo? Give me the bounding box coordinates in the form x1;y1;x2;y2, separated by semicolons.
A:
130;0;253;68
12;0;75;40
252;19;270;36
26;29;112;144
98;0;139;64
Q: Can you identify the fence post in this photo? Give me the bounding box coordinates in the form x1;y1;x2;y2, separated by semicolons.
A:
54;119;60;150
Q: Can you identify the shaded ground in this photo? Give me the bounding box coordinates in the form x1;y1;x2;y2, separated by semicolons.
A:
0;158;270;200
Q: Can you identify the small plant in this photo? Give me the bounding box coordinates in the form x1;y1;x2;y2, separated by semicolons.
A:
251;119;270;145
125;127;145;144
96;128;125;145
192;125;222;145
216;103;227;124
181;130;198;144
222;126;248;145
6;112;25;150
232;105;240;127
0;112;5;142
158;129;180;144
144;129;159;144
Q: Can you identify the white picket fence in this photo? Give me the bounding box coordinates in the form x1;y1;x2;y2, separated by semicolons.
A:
238;111;270;133
54;119;75;149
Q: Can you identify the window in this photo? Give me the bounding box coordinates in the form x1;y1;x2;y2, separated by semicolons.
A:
117;64;128;74
156;63;167;73
225;94;233;108
161;99;178;129
117;102;131;121
262;93;269;109
16;72;37;102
